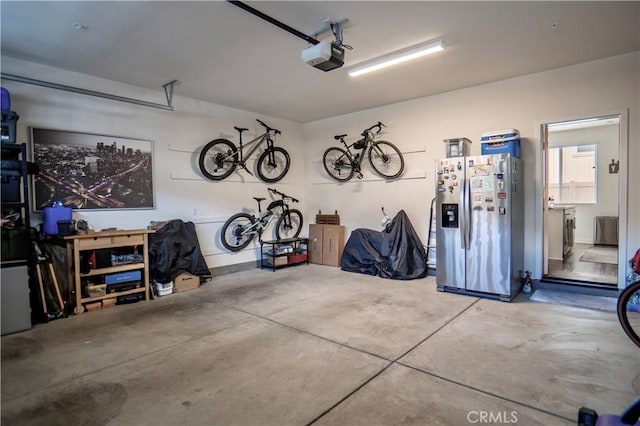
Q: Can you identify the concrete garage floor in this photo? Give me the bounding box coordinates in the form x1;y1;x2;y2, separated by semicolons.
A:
1;264;638;425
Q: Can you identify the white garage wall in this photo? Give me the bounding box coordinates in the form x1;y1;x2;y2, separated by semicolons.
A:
302;52;639;282
3;53;638;280
2;57;306;269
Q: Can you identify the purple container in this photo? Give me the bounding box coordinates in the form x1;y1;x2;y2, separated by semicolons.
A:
1;87;10;111
43;202;73;235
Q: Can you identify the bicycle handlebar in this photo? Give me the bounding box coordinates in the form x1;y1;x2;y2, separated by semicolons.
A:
268;187;298;203
364;121;386;135
257;119;281;135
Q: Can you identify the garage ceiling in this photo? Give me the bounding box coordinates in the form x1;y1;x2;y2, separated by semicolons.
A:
1;1;638;123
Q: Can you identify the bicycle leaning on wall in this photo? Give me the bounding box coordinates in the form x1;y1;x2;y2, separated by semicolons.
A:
199;119;290;183
322;121;404;182
220;188;303;252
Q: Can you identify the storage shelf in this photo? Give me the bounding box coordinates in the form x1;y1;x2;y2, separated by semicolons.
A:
1;201;27;209
80;287;145;304
64;229;154;314
1;259;29;267
260;237;308;271
80;262;145;278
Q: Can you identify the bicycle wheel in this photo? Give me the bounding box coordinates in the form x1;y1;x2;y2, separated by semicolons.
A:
257;147;290;183
617;280;640;348
368;140;404;179
199;139;238;181
221;213;256;252
323;147;354;182
275;209;303;240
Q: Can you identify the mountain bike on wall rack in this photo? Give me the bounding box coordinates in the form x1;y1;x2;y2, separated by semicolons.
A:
199;119;290;183
220;188;303;252
322;121;404;182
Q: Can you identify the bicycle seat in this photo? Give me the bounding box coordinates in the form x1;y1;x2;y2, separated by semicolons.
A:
235;127;249;133
334;134;347;140
253;197;266;203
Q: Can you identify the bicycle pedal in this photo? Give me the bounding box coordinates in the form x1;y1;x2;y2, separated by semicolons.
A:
356;172;364;179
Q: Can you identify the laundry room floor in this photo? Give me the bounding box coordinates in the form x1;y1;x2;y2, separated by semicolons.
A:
2;264;637;425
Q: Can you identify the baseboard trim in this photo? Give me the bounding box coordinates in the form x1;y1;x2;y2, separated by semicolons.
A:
209;261;260;277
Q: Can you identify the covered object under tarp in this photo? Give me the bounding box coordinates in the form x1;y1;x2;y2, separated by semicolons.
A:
341;210;427;280
149;220;211;284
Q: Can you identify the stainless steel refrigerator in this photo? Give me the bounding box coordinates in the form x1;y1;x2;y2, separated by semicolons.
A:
435;154;524;301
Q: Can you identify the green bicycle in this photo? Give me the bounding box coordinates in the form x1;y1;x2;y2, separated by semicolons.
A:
322;121;404;181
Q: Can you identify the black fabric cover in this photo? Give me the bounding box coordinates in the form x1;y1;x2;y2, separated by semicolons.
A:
341;210;427;280
149;220;211;283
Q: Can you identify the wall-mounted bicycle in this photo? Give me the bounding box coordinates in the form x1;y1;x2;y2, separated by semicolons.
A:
220;188;303;252
322;121;404;182
199;119;290;183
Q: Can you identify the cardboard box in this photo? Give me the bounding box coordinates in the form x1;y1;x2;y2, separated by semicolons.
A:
101;298;116;309
83;301;102;312
174;272;200;292
265;256;288;267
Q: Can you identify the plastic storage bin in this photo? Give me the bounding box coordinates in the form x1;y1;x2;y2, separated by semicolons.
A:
481;139;521;158
443;138;471;158
153;281;173;296
481;129;520;142
1;111;19;143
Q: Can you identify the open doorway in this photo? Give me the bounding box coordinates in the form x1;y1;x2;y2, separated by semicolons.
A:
541;115;620;287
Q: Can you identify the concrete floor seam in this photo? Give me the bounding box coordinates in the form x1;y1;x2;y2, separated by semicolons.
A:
224;304;394;362
391;298;481;363
223;298;485;426
396;362;575;423
305;362;395;426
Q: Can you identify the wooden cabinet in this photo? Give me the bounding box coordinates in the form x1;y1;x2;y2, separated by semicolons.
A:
64;229;154;314
308;224;345;267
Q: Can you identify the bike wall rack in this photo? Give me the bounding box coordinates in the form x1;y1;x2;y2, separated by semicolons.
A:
1;72;178;111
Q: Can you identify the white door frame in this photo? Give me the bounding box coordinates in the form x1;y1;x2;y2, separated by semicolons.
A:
534;109;628;289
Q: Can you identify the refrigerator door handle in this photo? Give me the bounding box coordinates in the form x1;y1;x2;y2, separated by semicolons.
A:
464;179;472;249
460;178;466;249
464;178;471;249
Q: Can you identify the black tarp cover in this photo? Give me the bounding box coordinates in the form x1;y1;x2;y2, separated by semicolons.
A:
149;220;211;283
341;210;427;280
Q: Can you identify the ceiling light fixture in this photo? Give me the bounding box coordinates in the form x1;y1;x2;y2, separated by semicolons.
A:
347;40;444;77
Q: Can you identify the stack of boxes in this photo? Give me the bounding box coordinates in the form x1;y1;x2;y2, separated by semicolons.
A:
480;129;521;158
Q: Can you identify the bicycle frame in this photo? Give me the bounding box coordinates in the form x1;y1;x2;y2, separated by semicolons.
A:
236;132;274;166
340;130;385;170
239;201;288;240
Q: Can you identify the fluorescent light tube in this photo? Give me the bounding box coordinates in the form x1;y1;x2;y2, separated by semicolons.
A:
347;40;444;77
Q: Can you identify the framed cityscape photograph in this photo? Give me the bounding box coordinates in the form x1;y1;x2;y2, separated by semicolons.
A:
30;128;155;211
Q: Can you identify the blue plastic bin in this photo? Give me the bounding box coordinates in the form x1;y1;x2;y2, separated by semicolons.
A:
481;139;521;158
43;202;73;235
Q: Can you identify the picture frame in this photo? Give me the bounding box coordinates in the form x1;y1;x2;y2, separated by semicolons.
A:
30;128;155;211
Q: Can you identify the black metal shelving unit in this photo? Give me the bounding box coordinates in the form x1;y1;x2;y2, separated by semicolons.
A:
260;237;309;271
1;142;34;334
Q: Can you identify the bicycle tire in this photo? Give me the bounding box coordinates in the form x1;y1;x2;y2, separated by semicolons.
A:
368;140;404;179
275;209;303;240
199;139;238;181
221;212;256;252
323;147;354;182
257;147;290;183
617;280;640;349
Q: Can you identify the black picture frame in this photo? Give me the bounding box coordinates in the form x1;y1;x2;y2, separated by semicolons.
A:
30;128;155;211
